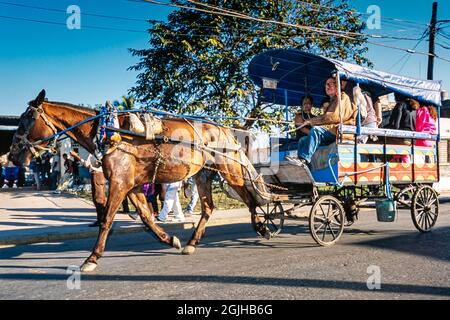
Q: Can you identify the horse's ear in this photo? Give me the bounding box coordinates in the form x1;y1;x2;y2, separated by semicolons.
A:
34;89;46;106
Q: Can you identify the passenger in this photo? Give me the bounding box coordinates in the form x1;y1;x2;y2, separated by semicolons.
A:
373;98;383;127
384;93;419;145
291;76;357;165
415;104;438;147
353;86;378;143
341;80;378;143
294;95;316;140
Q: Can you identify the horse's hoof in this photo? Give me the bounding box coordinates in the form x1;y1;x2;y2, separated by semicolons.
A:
172;236;181;250
264;231;272;240
80;262;97;273
182;245;196;255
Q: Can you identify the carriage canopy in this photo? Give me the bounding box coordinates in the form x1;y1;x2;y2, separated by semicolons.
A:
248;49;442;107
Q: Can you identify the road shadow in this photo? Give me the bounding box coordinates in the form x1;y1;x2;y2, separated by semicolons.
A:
351;226;450;263
1;222;450;268
0;272;448;298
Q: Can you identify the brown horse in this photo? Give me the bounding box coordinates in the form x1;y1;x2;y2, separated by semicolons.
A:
9;90;273;272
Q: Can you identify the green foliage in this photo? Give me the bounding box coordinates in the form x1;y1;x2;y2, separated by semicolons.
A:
129;0;370;130
116;95;136;111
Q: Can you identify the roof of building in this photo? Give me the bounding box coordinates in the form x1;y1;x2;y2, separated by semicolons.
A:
0;116;20;127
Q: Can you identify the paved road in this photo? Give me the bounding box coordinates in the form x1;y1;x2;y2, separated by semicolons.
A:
0;205;449;300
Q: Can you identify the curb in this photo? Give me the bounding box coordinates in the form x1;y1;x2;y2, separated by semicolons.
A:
0;216;251;248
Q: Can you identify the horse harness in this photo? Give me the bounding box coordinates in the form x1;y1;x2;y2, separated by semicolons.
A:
11;103;59;158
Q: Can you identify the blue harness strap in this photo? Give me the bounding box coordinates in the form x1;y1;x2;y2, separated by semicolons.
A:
97;104;119;150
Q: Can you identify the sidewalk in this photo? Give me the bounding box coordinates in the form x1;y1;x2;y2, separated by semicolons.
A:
0;189;254;247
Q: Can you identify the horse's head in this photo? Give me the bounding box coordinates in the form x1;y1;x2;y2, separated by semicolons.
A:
8;89;57;166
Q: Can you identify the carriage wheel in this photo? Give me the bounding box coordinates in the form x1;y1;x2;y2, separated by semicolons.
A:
309;196;345;247
253;202;285;239
411;185;439;233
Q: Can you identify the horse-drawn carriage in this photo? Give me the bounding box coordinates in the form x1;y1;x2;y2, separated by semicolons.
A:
7;48;443;271
246;49;442;246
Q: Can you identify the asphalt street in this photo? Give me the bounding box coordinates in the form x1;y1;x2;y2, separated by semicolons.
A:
0;205;449;300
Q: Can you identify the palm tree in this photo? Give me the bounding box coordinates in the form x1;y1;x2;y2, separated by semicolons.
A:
120;95;135;110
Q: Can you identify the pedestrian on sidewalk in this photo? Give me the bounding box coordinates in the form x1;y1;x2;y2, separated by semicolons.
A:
49;159;60;190
57;153;74;190
0;162;4;188
157;181;185;223
70;151;107;227
183;177;199;215
143;183;160;217
40;153;52;187
71;148;81;186
29;158;41;191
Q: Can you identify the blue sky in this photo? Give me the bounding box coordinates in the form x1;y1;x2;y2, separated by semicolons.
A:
0;0;449;116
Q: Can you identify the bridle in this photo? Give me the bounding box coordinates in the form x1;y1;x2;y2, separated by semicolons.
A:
11;103;59;158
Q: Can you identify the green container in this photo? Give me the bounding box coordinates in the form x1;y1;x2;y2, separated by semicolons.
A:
376;199;397;222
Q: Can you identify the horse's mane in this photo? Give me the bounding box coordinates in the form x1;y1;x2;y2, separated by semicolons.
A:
46;101;98;115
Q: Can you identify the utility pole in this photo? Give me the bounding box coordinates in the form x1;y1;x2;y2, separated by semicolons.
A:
427;2;438;80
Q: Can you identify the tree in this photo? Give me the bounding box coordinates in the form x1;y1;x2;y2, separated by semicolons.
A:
129;0;370;130
116;95;136;111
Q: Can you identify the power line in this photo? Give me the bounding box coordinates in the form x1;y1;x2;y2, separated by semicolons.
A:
0;12;354;41
183;0;425;41
0;0;363;38
436;42;450;50
438;30;450;41
0;1;149;23
0;14;147;33
293;0;430;28
398;37;427;73
130;0;429;29
389;30;428;72
137;0;450;63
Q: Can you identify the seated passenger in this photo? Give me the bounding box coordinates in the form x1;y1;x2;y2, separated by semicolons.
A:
384;94;419;145
353;86;378;143
341;80;379;143
292;76;357;165
294;95;316;140
415;104;438;147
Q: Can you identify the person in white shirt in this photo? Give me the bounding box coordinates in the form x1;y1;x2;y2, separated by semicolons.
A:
157;181;186;223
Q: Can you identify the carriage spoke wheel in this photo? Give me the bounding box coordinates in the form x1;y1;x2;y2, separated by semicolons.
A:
411;185;439;233
309;196;345;247
253;202;285;239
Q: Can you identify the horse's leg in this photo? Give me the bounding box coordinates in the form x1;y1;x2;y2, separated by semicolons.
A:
80;180;130;272
90;171;106;225
182;170;215;255
127;188;181;250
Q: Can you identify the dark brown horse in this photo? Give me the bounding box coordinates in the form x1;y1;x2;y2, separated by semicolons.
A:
9;90;273;272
